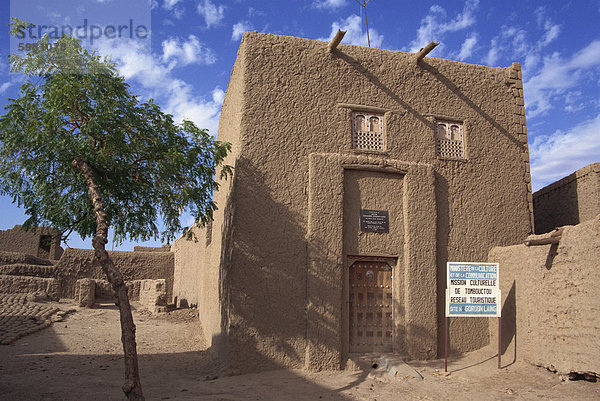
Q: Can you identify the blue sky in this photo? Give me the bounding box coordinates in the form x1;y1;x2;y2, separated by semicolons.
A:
1;0;599;250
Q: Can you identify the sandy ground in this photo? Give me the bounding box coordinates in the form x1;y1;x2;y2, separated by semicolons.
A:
0;300;598;401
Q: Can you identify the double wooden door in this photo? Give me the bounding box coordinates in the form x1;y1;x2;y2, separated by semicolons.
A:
349;260;393;353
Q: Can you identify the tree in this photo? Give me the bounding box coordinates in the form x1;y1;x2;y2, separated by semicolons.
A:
1;19;231;400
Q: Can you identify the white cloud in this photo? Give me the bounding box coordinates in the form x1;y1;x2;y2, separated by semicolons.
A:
484;25;530;66
313;0;347;10
457;33;477;61
539;22;560;48
164;80;223;132
161;35;216;68
569;40;600;68
530;114;600;191
318;14;383;48
183;213;196;228
95;39;223;134
535;7;561;50
563;91;585;113
484;38;500;66
163;0;182;9
197;0;225;28
525;40;600;117
523;52;540;74
163;1;185;19
0;59;27;95
212;88;225;104
232;21;253;41
406;0;479;53
0;82;11;95
483;8;560;70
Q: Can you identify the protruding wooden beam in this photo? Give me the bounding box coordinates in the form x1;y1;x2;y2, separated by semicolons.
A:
524;228;564;246
415;41;440;63
327;29;347;53
524;237;560;246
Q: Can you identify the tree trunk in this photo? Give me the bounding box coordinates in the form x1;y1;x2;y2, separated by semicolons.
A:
72;158;145;401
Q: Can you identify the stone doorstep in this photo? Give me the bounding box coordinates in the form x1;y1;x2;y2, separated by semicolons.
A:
347;353;423;382
378;354;424;381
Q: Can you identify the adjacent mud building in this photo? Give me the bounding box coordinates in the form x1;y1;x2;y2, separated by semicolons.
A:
172;32;533;375
533;162;600;234
0;225;63;260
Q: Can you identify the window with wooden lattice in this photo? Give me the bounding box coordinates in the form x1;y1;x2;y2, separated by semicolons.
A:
352;112;385;151
435;121;465;159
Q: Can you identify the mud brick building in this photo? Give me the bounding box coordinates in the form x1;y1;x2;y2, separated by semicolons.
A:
172;32;533;374
0;225;63;260
533;163;600;234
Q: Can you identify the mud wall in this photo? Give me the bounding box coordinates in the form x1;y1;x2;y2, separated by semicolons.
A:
0;275;61;300
488;216;600;376
0;251;54;267
0;225;63;260
133;245;172;253
533;163;600;234
171;226;206;308
54;248;174;299
171;36;247;369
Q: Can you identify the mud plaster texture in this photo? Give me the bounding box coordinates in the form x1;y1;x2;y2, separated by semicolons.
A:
0;275;61;300
0;225;63;260
53;247;174;300
533;162;600;234
488;215;600;377
0;251;57;279
172;32;533;375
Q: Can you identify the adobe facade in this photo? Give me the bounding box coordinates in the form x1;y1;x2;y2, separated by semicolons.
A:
172;32;533;374
533;163;600;234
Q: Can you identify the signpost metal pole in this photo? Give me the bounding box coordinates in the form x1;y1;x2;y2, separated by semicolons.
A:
498;316;502;369
444;316;448;372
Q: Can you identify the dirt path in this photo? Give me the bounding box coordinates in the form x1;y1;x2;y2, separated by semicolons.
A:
0;300;598;400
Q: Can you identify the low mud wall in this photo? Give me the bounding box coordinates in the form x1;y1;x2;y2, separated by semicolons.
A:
75;278;168;312
488;215;600;376
0;275;61;300
54;248;174;300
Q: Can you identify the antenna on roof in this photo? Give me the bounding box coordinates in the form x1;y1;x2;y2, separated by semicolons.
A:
354;0;372;47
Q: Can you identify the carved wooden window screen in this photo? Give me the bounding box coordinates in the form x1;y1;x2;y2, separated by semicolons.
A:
436;121;464;158
349;260;393;353
352;112;385;151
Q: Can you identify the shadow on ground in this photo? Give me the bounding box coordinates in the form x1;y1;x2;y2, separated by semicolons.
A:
0;309;364;401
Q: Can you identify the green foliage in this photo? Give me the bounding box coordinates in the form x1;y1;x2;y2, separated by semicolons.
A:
0;18;231;244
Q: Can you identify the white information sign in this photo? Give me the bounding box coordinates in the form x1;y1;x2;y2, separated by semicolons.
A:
445;262;500;317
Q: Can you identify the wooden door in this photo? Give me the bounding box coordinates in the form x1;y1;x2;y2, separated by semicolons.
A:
349;260;393;353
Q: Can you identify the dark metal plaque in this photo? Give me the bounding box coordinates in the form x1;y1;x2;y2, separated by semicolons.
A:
360;209;389;233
